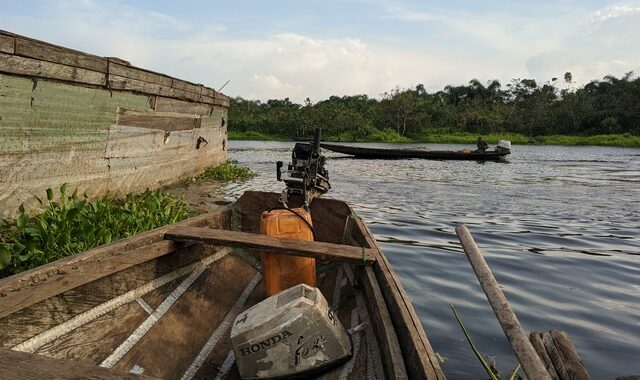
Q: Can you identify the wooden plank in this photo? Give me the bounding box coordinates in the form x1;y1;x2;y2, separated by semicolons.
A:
109;62;172;87
530;331;560;380
0;347;157;379
359;266;408;379
171;78;203;96
0;241;172;319
154;96;212;116
14;36;108;72
0;244;216;348
352;216;445;380
202;87;216;98
35;301;150;365
164;226;377;264
189;280;266;380
213;94;230;107
7;249;226;353
456;225;551;380
0;33;14;54
235;191;351;244
201;94;215;104
117;108;201;131
550;330;591;380
0;52;106;85
543;332;570;380
111;255;258;379
0;208;231;318
108;74;201;102
107;57;131;66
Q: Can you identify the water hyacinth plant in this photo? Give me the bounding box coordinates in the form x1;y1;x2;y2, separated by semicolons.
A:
193;160;257;182
0;184;189;277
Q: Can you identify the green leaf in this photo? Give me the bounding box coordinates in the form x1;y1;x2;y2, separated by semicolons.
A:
0;245;11;269
19;203;25;213
46;188;54;201
17;252;33;262
34;194;43;206
451;305;499;380
67;207;81;220
60;183;67;197
14;242;25;254
16;214;28;229
508;364;521;380
24;227;42;239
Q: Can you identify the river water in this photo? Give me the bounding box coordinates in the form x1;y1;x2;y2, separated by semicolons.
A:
223;141;639;379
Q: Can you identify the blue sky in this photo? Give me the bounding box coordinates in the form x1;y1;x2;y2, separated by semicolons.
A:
1;0;639;102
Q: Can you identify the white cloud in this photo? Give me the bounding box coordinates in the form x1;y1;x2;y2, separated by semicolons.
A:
526;2;640;84
592;5;640;22
0;1;638;102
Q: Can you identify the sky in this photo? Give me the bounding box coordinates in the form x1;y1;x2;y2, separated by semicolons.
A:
1;0;639;102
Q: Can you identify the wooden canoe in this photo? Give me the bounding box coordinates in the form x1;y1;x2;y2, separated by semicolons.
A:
321;143;510;161
0;191;444;380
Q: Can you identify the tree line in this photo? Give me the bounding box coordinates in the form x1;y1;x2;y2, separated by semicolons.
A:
229;72;640;141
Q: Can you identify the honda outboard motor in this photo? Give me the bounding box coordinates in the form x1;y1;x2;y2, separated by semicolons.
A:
276;128;330;209
496;140;512;153
231;284;352;379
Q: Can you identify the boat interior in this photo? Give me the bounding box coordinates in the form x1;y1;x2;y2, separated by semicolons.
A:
0;191;444;379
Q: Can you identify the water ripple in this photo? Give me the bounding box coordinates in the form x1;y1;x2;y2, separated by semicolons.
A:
228;141;640;379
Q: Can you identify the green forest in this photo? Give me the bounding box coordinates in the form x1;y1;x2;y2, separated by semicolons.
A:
229;72;640;146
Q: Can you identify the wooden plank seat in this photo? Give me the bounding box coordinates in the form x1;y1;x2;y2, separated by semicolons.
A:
164;226;377;265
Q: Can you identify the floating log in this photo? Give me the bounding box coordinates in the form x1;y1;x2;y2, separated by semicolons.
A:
456;224;551;380
529;331;561;380
530;330;591;380
164;226;377;264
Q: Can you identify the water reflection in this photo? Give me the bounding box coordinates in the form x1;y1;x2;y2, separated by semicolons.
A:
227;141;640;379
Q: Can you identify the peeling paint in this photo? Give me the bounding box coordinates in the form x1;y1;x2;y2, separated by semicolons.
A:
0;74;227;218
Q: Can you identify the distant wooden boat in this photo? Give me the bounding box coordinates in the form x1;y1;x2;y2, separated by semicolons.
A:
321;143;510;161
0;191;444;379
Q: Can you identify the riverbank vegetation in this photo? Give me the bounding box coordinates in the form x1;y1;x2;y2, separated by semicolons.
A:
185;160;257;183
229;72;640;146
0;186;189;278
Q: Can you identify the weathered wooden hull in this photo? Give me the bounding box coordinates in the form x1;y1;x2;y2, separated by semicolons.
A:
321;143;510;161
0;29;229;219
0;191;444;379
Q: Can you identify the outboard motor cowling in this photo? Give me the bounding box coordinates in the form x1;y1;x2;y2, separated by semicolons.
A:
231;284;352;379
497;140;512;152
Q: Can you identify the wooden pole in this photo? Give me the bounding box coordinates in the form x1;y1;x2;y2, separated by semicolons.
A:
455;224;552;380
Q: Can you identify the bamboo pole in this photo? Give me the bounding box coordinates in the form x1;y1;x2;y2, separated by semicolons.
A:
455;224;552;380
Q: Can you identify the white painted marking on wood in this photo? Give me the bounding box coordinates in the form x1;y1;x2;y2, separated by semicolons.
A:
129;364;145;375
181;273;261;380
12;248;231;354
100;250;230;368
136;298;154;315
213;351;236;380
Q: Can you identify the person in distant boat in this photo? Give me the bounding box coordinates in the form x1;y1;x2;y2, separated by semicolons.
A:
476;136;488;152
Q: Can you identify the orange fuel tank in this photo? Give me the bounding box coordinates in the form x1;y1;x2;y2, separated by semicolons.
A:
260;208;316;297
